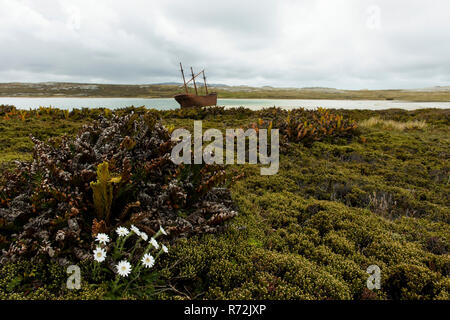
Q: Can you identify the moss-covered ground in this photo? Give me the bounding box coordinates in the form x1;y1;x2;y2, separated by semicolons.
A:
0;107;448;300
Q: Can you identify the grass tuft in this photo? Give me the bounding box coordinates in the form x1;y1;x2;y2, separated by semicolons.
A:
359;117;427;131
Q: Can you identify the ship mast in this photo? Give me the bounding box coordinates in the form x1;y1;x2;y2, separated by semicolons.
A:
190;67;198;95
202;70;208;94
180;63;188;94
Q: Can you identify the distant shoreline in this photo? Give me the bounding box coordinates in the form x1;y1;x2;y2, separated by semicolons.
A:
1;82;450;102
2;97;450;111
1;95;450;103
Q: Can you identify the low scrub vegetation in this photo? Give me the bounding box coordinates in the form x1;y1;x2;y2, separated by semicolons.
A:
0;106;448;300
0;112;237;266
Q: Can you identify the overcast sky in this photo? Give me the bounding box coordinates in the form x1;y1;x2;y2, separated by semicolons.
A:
0;0;449;89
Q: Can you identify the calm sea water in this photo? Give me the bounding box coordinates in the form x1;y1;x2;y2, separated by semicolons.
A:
1;97;450;110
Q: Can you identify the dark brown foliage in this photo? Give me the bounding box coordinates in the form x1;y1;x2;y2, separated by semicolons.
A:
0;113;237;264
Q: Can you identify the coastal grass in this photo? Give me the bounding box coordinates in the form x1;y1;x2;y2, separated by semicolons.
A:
359;117;428;131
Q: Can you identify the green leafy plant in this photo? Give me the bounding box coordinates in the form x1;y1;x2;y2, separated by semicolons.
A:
90;162;122;223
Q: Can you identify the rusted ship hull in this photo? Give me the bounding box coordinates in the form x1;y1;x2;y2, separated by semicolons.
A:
174;92;217;108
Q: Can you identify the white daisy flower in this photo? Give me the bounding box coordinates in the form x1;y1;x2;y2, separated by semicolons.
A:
95;233;110;245
131;224;140;235
116;227;129;237
140;231;148;241
150;237;159;250
159;226;167;236
141;253;155;268
93;247;106;262
162;244;169;254
116;260;132;277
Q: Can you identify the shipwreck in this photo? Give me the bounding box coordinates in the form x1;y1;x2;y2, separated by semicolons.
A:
174;63;217;108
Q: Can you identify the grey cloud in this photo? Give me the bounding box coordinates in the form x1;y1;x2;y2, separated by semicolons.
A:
0;0;449;88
